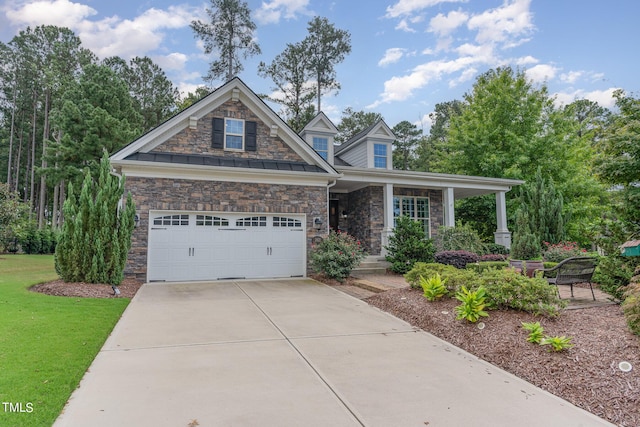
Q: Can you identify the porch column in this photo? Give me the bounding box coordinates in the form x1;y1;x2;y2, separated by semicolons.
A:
443;187;455;227
381;183;394;256
494;191;511;249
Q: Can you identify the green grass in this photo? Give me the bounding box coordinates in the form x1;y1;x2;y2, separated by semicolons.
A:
0;255;131;427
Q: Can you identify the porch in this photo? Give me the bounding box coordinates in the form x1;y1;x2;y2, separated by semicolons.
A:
329;167;523;256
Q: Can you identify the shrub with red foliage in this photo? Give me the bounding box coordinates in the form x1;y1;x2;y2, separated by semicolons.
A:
434;250;479;269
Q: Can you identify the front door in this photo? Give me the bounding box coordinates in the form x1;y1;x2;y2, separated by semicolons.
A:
329;200;339;230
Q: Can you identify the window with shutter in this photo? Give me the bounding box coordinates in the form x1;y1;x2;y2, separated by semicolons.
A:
212;118;258;152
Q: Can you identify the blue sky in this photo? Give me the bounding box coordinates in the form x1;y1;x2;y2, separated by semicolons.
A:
1;0;638;128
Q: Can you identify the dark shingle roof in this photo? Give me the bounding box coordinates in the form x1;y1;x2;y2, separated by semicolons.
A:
125;152;328;173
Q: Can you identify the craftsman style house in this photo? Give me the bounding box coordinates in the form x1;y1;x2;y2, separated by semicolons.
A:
111;78;521;282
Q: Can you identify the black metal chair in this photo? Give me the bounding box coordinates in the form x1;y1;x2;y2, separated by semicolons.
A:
535;257;598;300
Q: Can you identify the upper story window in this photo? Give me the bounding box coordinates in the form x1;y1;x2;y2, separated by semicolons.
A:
225;119;244;150
212;117;257;151
313;137;329;160
374;143;388;168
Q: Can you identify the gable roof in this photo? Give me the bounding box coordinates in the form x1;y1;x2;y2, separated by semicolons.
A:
335;119;395;155
111;77;338;176
300;111;338;135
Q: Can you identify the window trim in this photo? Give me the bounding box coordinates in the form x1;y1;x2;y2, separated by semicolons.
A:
224;118;245;151
312;136;329;160
393;196;431;237
373;143;388;169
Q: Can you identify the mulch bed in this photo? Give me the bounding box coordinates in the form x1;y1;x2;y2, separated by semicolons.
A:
30;278;143;298
365;287;640;427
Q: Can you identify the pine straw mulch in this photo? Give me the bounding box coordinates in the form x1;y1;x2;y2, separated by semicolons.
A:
365;287;640;427
30;278;143;298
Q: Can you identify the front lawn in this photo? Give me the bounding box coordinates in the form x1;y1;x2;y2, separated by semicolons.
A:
0;255;130;427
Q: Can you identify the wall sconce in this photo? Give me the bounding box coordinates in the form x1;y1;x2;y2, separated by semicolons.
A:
314;217;323;231
134;214;140;228
341;210;349;219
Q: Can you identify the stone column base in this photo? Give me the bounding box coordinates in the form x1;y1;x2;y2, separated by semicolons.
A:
380;228;394;256
494;231;512;249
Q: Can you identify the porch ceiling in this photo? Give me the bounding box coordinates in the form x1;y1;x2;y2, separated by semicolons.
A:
332;167;524;200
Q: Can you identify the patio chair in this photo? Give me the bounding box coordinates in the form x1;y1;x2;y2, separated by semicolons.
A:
535;256;598;300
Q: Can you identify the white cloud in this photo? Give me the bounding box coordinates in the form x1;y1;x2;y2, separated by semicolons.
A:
428;9;468;37
154;52;189;71
467;0;534;47
368;56;480;107
449;66;477;87
378;48;406;67
395;18;417;33
560;70;583;84
254;0;311;25
5;0;97;28
385;0;466;19
553;88;619;109
515;55;538;66
526;64;558;83
4;1;198;59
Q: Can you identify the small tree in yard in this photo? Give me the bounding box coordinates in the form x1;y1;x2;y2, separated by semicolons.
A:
55;152;136;285
385;215;435;274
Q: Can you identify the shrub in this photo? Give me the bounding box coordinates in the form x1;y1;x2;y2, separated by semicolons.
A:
486;243;509;255
466;261;509;273
474;268;565;317
420;273;447;301
622;281;640;336
542;241;587;262
385;215;435;274
55;153;136;285
455;286;489;323
405;262;477;294
479;253;507;261
310;230;367;282
434;250;479;269
593;254;639;301
435;223;488;254
510;210;541;260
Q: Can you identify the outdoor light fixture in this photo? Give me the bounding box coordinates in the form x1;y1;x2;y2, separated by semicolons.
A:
134;214;140;228
314;217;323;231
341;210;349;219
112;285;121;296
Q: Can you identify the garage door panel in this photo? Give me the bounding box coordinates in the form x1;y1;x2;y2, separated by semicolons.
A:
147;212;306;282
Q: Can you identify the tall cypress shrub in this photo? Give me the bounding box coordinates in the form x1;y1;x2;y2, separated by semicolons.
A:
55;152;136;285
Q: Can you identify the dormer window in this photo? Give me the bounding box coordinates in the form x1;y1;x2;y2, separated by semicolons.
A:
374;144;388;168
313;137;329;160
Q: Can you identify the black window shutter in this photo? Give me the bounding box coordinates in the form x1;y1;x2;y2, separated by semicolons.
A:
212;117;224;148
245;121;257;151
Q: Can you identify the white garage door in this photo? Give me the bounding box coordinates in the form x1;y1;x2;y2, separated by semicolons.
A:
147;211;306;282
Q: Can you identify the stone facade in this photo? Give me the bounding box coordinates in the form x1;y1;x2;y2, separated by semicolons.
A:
330;186;445;256
124;177;327;280
345;186;384;255
154;99;306;163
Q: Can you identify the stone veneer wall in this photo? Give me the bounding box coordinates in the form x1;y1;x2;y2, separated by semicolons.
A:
125;177;327;280
394;188;444;239
154;99;306;163
347;186;384;255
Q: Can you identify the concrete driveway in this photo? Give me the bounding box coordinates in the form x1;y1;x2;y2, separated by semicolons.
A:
54;279;613;427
